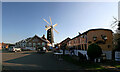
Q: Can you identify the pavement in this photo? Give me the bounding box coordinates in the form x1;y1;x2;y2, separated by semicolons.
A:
2;50;81;70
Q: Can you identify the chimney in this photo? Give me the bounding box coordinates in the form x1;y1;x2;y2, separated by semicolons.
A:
42;34;46;40
78;32;81;35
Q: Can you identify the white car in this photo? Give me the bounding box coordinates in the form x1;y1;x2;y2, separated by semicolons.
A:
8;47;21;52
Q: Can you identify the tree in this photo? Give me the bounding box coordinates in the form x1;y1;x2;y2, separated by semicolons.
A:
115;21;120;51
87;43;102;60
115;38;120;51
118;21;120;30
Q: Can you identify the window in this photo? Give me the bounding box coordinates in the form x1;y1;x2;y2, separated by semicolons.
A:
29;43;32;46
69;41;71;45
81;35;83;38
78;38;80;43
33;43;36;46
78;45;81;50
84;44;87;50
108;45;110;48
42;42;45;46
82;44;84;50
80;38;81;44
93;36;97;41
74;40;76;43
38;43;40;45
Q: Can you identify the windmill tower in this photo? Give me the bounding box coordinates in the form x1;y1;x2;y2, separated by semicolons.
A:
42;16;59;45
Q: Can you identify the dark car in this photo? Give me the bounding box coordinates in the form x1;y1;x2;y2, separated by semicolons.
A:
37;47;46;53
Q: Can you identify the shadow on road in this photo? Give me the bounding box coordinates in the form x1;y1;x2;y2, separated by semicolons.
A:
3;51;80;70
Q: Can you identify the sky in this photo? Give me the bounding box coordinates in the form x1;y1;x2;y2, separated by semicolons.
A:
2;2;118;44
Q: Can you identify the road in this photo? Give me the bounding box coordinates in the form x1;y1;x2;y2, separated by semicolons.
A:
2;50;81;70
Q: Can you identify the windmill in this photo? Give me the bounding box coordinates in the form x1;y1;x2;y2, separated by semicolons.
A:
111;16;120;33
42;16;59;45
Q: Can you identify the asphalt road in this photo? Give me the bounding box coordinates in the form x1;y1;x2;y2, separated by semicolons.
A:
2;50;81;70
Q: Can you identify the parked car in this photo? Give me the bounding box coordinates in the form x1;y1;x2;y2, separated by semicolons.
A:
21;47;28;51
8;47;21;52
25;47;36;51
37;47;46;53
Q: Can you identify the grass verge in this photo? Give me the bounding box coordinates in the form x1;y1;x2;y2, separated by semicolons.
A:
62;55;120;70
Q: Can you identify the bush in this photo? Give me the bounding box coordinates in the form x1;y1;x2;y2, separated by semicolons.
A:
78;52;87;61
87;43;102;60
116;39;120;51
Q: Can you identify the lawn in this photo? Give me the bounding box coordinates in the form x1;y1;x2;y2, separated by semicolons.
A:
62;55;120;70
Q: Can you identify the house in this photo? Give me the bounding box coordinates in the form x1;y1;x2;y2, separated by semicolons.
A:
67;28;113;60
15;37;32;48
15;35;52;50
1;42;15;49
59;37;71;49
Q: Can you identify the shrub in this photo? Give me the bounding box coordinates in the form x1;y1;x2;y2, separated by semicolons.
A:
87;43;102;60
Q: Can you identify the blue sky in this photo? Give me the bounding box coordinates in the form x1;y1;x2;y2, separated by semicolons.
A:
2;2;118;44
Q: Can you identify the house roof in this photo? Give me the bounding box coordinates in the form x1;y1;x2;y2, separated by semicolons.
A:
16;34;51;44
83;28;113;34
59;37;71;45
70;28;113;40
27;35;50;43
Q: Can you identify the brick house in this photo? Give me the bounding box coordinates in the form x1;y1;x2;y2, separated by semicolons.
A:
59;37;71;49
67;34;87;50
67;29;113;51
15;35;51;50
67;28;113;59
26;35;51;49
